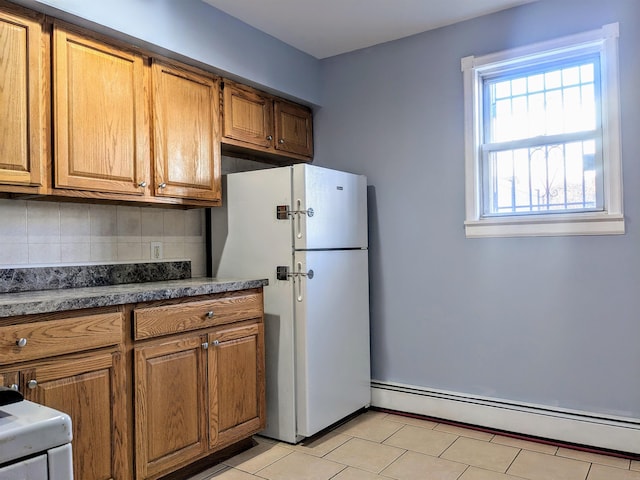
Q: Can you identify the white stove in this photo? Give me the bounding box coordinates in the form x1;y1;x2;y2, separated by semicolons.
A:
0;396;73;479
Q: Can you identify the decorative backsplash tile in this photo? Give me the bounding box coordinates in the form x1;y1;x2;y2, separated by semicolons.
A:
0;261;191;293
0;199;207;277
0;156;274;276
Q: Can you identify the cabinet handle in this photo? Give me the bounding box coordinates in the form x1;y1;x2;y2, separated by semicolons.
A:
16;338;27;348
27;379;38;389
212;340;220;347
206;311;214;319
266;135;273;141
138;181;147;188
278;138;285;144
158;182;167;189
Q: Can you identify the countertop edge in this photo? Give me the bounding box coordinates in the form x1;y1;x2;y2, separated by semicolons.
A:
0;278;269;318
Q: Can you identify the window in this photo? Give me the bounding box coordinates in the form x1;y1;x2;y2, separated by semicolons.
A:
462;24;623;237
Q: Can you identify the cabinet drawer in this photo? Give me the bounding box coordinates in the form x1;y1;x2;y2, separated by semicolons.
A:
134;292;263;340
0;312;122;364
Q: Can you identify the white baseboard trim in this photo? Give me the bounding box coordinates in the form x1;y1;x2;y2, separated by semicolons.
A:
371;380;640;454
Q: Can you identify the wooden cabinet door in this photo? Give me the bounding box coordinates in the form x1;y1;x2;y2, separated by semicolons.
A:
222;82;273;149
0;6;45;188
274;100;313;158
151;60;221;202
53;26;149;195
208;322;265;450
22;350;127;480
0;370;20;390
134;335;208;479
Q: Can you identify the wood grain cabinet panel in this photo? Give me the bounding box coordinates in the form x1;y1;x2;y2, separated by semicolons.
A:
134;335;208;479
2;349;127;480
53;26;150;195
208;322;265;450
0;311;122;364
221;80;313;162
134;291;265;479
274;100;314;158
133;292;263;340
0;5;45;191
151;60;221;203
222;82;273;148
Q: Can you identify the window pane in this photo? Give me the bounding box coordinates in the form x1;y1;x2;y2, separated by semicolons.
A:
494;81;511;99
484;140;600;215
512;77;527;96
580;64;594;83
528;93;545;137
545;70;562;89
528;74;545;92
485;58;599;142
562;66;581;86
563;86;582;132
545;89;564;135
580;84;596;130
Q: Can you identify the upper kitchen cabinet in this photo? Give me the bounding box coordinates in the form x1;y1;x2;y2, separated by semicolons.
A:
151;60;221;204
0;3;46;193
274;99;314;158
52;25;150;197
222;81;273;150
221;80;313;163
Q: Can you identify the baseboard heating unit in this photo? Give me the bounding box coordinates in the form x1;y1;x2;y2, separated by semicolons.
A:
371;380;640;455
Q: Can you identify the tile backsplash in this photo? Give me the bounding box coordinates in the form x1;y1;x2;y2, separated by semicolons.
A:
0;199;207;277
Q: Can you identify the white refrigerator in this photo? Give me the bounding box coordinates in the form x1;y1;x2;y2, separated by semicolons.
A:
210;164;371;443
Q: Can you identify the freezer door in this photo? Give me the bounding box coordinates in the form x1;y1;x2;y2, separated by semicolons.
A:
294;249;371;438
213;167;293;282
292;164;368;250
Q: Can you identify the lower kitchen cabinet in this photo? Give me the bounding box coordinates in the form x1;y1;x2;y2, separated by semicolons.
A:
208;322;265;450
0;309;127;480
134;335;208;479
134;319;265;479
0;287;265;480
133;290;265;479
0;349;127;480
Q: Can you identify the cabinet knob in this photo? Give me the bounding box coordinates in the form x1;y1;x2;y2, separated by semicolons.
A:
9;384;19;391
278;138;285;144
206;311;214;318
27;379;38;389
212;340;220;347
16;338;27;348
266;135;273;141
138;181;147;188
202;342;209;350
158;182;167;189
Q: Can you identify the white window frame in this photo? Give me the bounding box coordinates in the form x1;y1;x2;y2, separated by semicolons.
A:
462;23;623;238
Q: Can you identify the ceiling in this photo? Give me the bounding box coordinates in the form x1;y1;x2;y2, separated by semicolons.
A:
202;0;538;59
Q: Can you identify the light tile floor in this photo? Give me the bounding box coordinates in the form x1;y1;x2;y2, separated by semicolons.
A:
188;410;640;480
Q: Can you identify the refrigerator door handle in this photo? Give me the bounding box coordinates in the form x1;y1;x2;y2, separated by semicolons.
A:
276;265;314;283
294;199;314;239
295;262;314;302
275;204;314;220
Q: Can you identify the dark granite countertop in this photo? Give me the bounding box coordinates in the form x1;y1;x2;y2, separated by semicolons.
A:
0;277;268;318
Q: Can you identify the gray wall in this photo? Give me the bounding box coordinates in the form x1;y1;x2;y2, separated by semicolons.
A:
12;0;321;105
315;0;640;419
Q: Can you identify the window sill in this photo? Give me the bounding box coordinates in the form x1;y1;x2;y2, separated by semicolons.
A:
464;213;625;238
